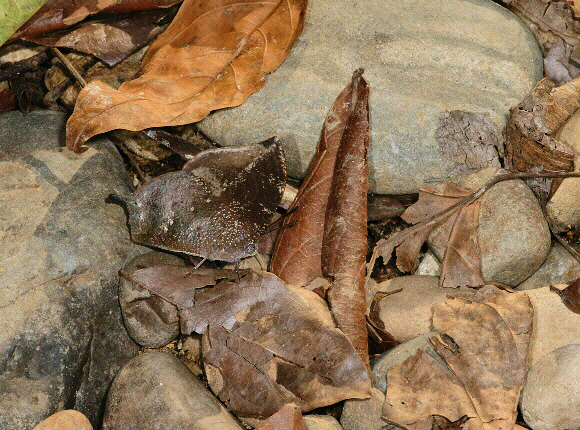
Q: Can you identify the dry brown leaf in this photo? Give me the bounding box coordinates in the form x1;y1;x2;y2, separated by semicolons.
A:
376;182;484;288
10;0;182;40
270;68;363;286
66;0;307;153
197;270;371;419
383;286;533;430
254;403;308;430
434;111;502;177
505;76;579;200
567;0;580;18
23;8;174;67
321;69;370;372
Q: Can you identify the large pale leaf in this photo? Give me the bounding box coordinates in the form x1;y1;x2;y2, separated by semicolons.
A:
66;0;307;153
384;286;533;430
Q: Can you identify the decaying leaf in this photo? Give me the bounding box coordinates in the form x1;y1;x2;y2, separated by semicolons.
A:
271;69;364;286
110;137;286;262
435;111;503;177
550;279;580;313
320;69;370;372
505;77;579;199
254;403;308;430
384;286;533;430
10;0;181;40
431;415;469;430
66;0;307;153
23;8;175;67
195;271;370;419
376;182;484;288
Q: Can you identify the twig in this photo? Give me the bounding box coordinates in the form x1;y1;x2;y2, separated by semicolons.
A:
43;57;98;106
0;50;50;81
366;171;580;283
51;48;87;88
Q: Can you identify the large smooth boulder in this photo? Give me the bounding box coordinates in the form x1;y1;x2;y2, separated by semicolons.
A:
198;0;543;194
0;111;143;429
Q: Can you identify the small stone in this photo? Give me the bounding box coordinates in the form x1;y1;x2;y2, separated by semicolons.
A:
197;0;542;194
340;388;386;430
303;415;344;430
102;352;242;430
371;332;440;393
428;168;551;286
546;108;580;233
524;286;580;367
32;410;93;430
517;242;580;291
119;251;183;348
520;344;580;430
416;251;441;277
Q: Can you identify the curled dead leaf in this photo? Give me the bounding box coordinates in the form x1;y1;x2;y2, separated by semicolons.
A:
66;0;307;153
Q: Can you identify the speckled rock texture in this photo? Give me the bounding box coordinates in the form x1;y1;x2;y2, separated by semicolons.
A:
198;0;543;194
0;111;143;429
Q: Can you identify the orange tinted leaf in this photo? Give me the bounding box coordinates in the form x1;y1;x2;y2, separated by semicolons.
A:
255;404;308;430
66;0;307;153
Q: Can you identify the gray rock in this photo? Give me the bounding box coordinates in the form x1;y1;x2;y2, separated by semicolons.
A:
517;242;580;291
546;108;580;232
303;415;344;430
340;387;386;430
429;168;551;286
102;352;242;430
371;332;440;393
520;344;580;430
0;110;143;429
197;0;542;194
119;252;183;348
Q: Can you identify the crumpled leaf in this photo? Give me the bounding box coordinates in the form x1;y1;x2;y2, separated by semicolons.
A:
196;270;371;419
22;8;175;67
376;182;484;288
10;0;181;40
271;70;371;372
434;110;503;177
384;286;533;430
66;0;307;153
110;137;286;262
270;68;362;287
505;76;579;201
254;403;308;430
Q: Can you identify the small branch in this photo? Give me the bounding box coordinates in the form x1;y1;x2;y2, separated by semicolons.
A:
367;171;580;278
51;48;87;88
44;57;98;106
0;50;50;81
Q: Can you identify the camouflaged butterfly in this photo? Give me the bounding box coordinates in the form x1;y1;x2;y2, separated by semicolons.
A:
111;137;286;262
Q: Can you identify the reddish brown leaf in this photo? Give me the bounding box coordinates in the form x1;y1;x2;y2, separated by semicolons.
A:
23;8;174;67
65;0;307;153
322;69;370;372
196;270;371;419
0;88;16;113
11;0;181;40
439;201;484;289
255;404;308;430
270;69;364;286
505;77;579;200
550;279;580;313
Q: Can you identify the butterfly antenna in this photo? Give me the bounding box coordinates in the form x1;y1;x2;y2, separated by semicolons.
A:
262;220;297;236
